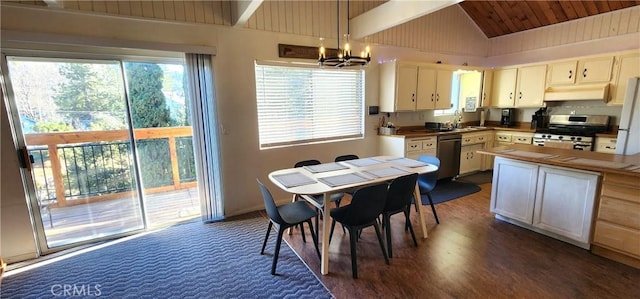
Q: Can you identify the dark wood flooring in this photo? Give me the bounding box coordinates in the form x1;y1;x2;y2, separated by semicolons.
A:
280;181;640;298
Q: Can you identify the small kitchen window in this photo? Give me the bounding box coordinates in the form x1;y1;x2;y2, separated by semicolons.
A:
254;61;364;149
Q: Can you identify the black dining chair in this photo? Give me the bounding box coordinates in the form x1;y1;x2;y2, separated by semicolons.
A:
257;180;321;275
334;154;359;162
416;155;440;224
382;173;419;258
294;160;345;231
329;183;389;278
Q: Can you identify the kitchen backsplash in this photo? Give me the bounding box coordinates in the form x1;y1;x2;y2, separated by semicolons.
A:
382;100;623;128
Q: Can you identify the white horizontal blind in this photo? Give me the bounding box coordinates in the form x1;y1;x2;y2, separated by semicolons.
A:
255;63;364;149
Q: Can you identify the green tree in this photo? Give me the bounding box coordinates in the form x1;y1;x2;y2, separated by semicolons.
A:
124;63;171;129
54;63;125;130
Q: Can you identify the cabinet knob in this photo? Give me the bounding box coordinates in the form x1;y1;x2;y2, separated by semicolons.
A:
412;93;415;102
519;92;523;99
431;94;434;102
436;94;440;101
583;68;587;78
509;92;513;99
568;70;573;79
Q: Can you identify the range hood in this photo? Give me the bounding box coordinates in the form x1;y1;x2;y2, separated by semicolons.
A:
544;83;609;102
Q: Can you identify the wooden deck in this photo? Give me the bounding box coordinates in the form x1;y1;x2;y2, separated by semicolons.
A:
41;188;200;248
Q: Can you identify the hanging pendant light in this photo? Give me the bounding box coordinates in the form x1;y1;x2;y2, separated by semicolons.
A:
318;0;371;67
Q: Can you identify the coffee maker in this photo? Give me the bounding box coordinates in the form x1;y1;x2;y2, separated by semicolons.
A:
531;107;549;130
500;108;516;127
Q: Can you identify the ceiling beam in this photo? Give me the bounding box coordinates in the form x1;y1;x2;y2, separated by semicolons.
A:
232;0;263;28
350;0;463;40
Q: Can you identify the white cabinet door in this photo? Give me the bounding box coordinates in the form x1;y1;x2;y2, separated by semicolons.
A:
460;143;483;175
416;67;437;110
515;65;547;107
435;69;453;109
548;60;578;85
577;56;614;84
532;166;599;243
490;157;538;223
396;64;418;111
492;68;517;107
610;53;640;105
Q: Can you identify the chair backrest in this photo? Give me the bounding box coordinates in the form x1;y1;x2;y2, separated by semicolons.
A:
256;179;284;225
385;173;419;212
294;159;321;168
417;155;440;193
335;154;359;162
336;183;388;226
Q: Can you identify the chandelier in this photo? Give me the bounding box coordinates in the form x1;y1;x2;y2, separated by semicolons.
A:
318;0;371;67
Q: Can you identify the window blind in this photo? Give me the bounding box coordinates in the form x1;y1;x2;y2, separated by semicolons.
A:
255;63;364;149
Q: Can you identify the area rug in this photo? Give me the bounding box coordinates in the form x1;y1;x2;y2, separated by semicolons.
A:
0;217;332;299
419;179;482;205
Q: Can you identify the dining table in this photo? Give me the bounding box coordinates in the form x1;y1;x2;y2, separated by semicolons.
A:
268;156;438;275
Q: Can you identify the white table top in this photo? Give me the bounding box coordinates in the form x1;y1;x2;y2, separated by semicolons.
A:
269;156;438;195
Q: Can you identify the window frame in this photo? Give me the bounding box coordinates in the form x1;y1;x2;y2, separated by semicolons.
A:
254;61;365;149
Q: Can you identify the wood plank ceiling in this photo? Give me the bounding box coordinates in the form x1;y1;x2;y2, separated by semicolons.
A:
460;0;640;38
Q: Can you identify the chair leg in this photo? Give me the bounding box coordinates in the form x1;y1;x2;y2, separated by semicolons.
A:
335;199;346;234
300;221;307;243
373;222;389;265
348;228;358;279
426;193;440;224
307;220;321;260
404;208;418;247
329;219;337;243
384;213;393;258
272;227;285;275
261;221;273;255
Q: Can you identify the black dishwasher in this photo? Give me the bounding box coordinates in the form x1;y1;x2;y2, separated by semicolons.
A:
437;134;461;180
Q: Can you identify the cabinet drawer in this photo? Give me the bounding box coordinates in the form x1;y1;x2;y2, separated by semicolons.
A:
513;135;532;144
596;137;617;153
603;173;640;189
422;139;436;150
461;135;476;145
601;182;640;204
495;134;512;143
406;140;422;152
476;134;491;143
593;221;640;257
598;196;640;229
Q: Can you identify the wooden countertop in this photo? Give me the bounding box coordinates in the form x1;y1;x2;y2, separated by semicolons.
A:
478;144;640;177
382;126;533;139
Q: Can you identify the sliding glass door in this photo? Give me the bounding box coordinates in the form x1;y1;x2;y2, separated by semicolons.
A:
3;55;200;251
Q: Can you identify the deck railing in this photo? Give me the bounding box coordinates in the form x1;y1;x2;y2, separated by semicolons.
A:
25;126;196;207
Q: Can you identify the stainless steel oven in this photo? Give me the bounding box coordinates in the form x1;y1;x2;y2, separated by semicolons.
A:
533;115;609;151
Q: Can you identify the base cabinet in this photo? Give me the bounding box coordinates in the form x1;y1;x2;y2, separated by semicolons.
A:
490;158;538;223
592;172;640;267
532;166;598;243
490;157;600;248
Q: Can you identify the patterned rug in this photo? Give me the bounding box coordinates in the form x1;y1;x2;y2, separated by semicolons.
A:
0;217;332;299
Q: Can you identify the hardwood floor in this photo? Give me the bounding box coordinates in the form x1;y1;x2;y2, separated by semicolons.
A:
281;181;640;298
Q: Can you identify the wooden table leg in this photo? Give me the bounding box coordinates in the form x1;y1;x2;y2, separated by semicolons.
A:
414;183;428;238
321;192;331;275
287;194;297;235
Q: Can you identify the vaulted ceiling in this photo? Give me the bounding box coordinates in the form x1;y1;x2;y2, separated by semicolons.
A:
459;0;640;38
10;0;640;39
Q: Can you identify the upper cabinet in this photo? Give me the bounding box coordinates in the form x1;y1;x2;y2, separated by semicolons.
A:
480;70;493;108
417;68;453;110
578;56;614;84
379;61;452;112
491;68;517;107
609;52;640;105
491;65;547;108
548;56;614;86
515;65;547;107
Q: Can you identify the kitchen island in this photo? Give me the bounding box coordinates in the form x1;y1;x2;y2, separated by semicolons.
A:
478;144;640;268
